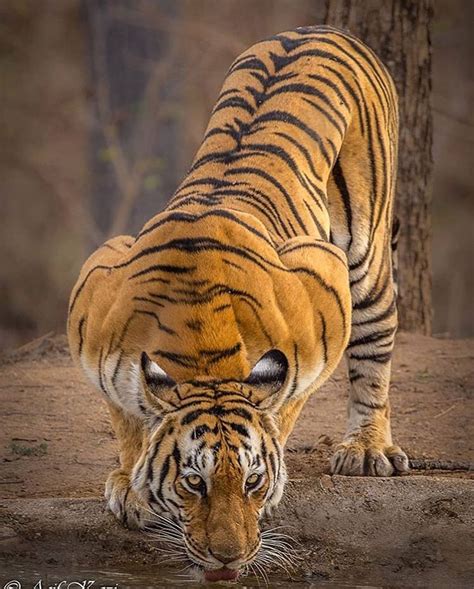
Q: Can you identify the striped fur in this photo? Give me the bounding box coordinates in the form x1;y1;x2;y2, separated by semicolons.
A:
68;26;408;580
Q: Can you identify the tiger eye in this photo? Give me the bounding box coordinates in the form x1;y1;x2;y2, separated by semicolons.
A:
186;474;203;488
246;473;260;486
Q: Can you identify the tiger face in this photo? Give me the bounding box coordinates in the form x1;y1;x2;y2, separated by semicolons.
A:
131;351;289;582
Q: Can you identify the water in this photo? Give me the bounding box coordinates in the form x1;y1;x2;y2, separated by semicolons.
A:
0;563;382;589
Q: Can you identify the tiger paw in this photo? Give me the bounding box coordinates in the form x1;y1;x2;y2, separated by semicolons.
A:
330;441;409;476
105;469;148;529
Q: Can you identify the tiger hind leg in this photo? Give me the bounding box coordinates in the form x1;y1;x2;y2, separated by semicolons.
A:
105;402;150;529
330;240;409;476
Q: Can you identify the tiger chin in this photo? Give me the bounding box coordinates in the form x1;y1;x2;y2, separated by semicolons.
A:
68;25;410;582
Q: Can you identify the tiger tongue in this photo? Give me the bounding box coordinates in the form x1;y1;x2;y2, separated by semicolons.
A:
204;567;239;582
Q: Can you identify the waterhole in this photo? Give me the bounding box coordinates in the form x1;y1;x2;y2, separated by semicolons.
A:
0;563;381;589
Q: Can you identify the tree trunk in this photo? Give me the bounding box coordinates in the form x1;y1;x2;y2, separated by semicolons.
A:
325;0;433;334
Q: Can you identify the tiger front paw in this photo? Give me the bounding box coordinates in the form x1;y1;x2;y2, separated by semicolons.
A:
330;441;409;476
105;469;149;529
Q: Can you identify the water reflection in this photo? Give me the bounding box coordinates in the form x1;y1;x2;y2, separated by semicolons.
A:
0;563;383;589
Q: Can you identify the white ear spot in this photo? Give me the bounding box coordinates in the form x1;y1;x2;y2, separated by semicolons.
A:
245;350;288;393
141;352;176;387
147;360;168;379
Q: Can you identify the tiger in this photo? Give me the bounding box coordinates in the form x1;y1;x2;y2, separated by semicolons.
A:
68;25;409;582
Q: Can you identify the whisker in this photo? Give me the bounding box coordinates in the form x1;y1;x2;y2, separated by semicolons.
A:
147;535;185;546
252;560;270;587
256;550;297;578
261;539;295;551
151;543;187;554
140;507;183;531
248;562;261;588
260;549;299;566
261;524;298;538
261;546;296;559
260;547;299;567
147;531;184;541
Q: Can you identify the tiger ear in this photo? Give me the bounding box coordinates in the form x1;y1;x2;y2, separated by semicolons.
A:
140;352;177;414
245;350;288;411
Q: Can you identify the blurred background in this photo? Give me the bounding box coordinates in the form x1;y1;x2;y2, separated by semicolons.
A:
0;0;472;350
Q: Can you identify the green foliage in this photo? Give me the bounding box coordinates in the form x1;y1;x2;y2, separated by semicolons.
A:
143;173;161;191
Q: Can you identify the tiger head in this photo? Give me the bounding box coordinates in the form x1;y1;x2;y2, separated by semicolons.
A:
132;349;290;582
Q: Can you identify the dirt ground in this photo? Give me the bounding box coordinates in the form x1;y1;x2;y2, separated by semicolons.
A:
0;332;472;500
0;332;473;587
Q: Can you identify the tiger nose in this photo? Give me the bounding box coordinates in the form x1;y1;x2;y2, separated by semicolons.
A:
210;548;244;565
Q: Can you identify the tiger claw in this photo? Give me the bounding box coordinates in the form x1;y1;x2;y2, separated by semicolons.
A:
105;469;148;529
330;442;409;477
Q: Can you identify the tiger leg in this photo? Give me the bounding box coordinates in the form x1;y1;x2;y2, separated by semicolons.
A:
330;242;409;476
105;402;150;529
278;396;308;447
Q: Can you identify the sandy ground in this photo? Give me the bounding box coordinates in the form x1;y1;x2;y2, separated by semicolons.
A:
0;332;472;499
0;333;473;587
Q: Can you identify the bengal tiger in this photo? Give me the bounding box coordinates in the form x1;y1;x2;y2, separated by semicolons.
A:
68;25;409;582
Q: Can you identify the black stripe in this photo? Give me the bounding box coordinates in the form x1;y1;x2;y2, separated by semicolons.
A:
274;131;324;182
320;64;366;135
69;264;111;316
226;422;250;438
192;424;219;439
133;309;176;336
348;326;396;349
288;343;299;396
308;73;350;110
181;405;252;426
223;258;246;272
237;298;273;347
130;237;270;275
303;200;329;240
133;296;165;308
354;398;387;410
78;316;85;355
349;351;392;364
332;159;353;249
213;95;255;115
252;110;332;167
224;164;309;234
352;298;396;327
369;102;390;239
349;369;364;383
157;455;170;501
229;55;269;75
200;342;242;365
278;241;346;265
309;34;391;121
130;264;197;280
97;348;107;396
241;141;319;192
319;311;328;365
111;349;124;388
153;349;197;369
301;97;346;138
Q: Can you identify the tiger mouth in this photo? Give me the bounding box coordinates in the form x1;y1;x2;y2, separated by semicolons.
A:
191;563;240;583
202;566;240;582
